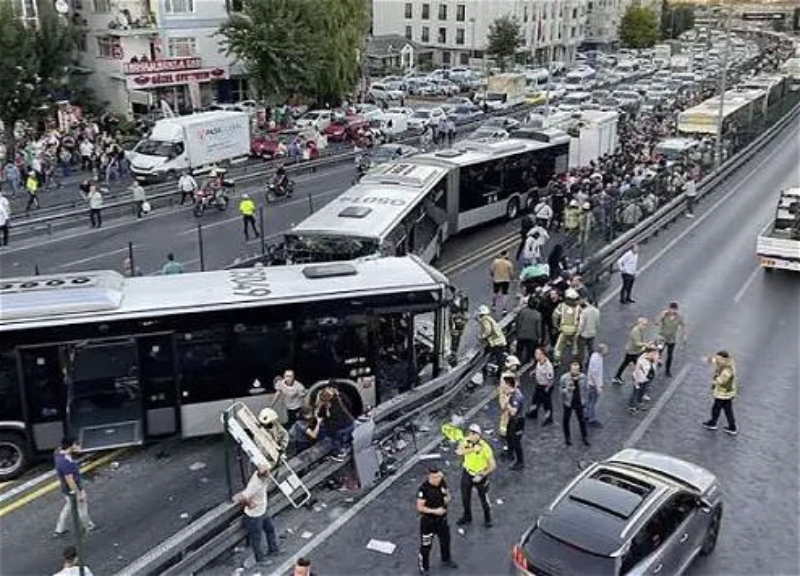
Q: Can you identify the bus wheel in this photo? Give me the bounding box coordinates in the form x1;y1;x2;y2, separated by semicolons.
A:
525;195;536;212
506;198;521;220
0;433;29;481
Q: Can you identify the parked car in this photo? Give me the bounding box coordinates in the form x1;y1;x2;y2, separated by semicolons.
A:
361;143;419;170
322;115;370;142
430;79;460;96
295;109;333;131
385;106;415;119
512;449;722;576
369;82;405;103
407;107;446;131
447;104;484;124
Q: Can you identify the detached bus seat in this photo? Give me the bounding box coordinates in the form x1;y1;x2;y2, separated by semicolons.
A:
223;402;311;508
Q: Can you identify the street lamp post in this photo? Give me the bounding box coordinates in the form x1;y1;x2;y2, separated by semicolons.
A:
714;10;732;169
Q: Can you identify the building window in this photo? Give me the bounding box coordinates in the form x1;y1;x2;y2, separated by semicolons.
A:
438;4;447;20
405;25;412;40
438;27;446;44
167;37;197;57
93;0;110;13
165;0;194;14
573;7;578;19
571;26;576;38
443;51;451;64
421;26;430;42
228;0;244;12
456;4;465;21
455;28;465;45
97;35;121;58
460;52;469;65
421;3;430;20
404;2;412;19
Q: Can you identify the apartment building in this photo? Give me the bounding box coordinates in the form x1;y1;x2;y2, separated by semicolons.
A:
70;0;246;117
584;0;623;50
372;0;588;68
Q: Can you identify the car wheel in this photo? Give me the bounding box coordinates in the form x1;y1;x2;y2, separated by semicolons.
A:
506;197;520;220
700;504;723;556
0;433;30;481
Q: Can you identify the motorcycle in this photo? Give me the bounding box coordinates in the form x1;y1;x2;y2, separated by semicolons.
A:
352;154;372;184
266;176;295;201
193;184;232;217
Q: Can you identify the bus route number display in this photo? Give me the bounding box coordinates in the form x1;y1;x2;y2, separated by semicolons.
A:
229;269;272;297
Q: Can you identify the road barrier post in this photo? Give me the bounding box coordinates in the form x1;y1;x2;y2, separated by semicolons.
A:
128;242;136;277
68;492;87;576
197;223;205;272
34;264;40;276
307;193;314;215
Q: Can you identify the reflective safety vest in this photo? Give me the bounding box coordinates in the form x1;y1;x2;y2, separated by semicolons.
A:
564;207;580;230
479;316;507;347
557;303;581;337
462;439;493;475
239;199;256;216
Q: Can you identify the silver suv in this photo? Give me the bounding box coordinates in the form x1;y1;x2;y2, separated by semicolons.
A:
512;450;722;576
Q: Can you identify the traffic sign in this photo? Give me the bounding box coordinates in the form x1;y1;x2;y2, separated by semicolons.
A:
741;12;786;21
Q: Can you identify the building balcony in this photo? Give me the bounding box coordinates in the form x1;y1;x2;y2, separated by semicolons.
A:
72;0;158;35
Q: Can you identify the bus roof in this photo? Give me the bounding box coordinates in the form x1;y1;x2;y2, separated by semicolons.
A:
0;256;448;332
289;163;450;240
411;134;569;169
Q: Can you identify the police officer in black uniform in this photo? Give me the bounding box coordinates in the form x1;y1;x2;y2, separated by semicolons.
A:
416;467;458;576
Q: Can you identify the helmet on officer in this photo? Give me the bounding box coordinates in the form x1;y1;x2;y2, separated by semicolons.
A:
505;355;521;369
565;288;580;301
258;407;279;426
569;199;579;208
477;304;491;316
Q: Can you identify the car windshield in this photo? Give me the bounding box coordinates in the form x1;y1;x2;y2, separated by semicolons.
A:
413;110;431;119
304;112;322;120
523;528;617;575
135;140;175;158
372;147;399;162
285;234;378;262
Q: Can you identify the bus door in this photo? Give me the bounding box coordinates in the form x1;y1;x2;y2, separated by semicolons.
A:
63;339;144;451
137;334;179;438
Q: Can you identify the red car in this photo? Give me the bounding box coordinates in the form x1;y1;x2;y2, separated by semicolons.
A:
250;132;288;159
322;115;370;142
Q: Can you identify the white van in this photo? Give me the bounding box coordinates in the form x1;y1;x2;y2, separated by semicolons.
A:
373;112;408;140
563;67;597;92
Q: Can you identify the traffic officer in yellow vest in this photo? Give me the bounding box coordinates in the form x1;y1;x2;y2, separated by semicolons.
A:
702;351;738;435
552;289;582;367
239;193;260;241
453;424;496;528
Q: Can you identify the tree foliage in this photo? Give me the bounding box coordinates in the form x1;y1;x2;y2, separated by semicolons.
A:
218;0;367;105
486;15;524;72
0;0;77;159
661;2;695;40
620;6;660;49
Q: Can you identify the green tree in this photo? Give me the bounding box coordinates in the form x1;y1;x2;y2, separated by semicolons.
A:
620;6;660;49
486;15;524;72
0;0;76;161
661;2;695;40
219;0;367;105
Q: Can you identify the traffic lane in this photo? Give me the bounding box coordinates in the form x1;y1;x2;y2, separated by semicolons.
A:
0;436;227;576
0;162;356;276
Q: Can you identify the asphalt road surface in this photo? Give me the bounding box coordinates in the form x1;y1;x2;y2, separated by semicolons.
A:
1;119;798;576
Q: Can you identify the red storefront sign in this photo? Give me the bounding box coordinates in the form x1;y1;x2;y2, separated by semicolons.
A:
123;57;203;75
127;67;227;89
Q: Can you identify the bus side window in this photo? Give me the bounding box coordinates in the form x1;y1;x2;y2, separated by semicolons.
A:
177;328;233;404
0;352;22;422
231;322;293;395
20;348;63;422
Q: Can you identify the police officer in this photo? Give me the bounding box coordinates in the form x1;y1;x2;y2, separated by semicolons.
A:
239;193;259;240
455;424;496;528
416;467;458;575
476;305;507;377
552;289;582;367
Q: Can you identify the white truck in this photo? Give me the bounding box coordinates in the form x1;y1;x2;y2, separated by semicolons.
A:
756;187;800;272
128;111;250;183
483;73;527;111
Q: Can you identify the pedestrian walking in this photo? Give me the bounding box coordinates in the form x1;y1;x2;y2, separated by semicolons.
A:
86;184;103;228
446;118;456;146
656;302;688;377
54;437;96;537
628;346;658;414
271;369;307;427
515;297;542;365
533;198;553;230
613;317;649;385
552;289;582;367
702;351;738;435
501;374;525;471
489;251;514;315
685;175;698;217
526;348;555;426
520;225;549;267
233;465;279;566
3;161;21;197
0;193;10;247
617;244;639;303
239;193;260;240
178;171;198;205
160;253;184;275
455;424;495;528
585;343;607;428
577;299;600;365
416;467;458;576
53;545;94;576
131;182;147;218
25;172;40;212
559;361;590;447
515;214;534;260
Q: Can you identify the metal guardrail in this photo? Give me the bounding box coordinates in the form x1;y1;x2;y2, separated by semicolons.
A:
582;97;800;292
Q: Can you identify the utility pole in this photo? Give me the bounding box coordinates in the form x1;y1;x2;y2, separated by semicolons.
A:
714;9;732;169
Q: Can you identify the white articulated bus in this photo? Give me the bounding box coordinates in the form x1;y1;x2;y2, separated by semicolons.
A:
284;135;570;264
0;257;454;479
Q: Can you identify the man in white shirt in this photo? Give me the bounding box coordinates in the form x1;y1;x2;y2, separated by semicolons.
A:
233;466;278;565
53;545;94;576
586;344;607;428
0;192;10;247
617;244;639;304
178;171;198;205
685;175;697;218
271;369;307;426
533;199;553;230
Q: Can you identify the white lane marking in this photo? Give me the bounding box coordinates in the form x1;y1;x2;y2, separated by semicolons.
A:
177;215;240;235
623;364;691;448
732;266;762;304
267;386;497;576
0;468;56;505
57;247;129;268
599;126;797;308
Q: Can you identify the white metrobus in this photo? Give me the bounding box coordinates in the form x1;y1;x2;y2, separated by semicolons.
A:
284;134;570;264
0;257;454;479
677;88;767;136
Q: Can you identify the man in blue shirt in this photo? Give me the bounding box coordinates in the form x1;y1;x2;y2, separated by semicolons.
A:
54;438;95;537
